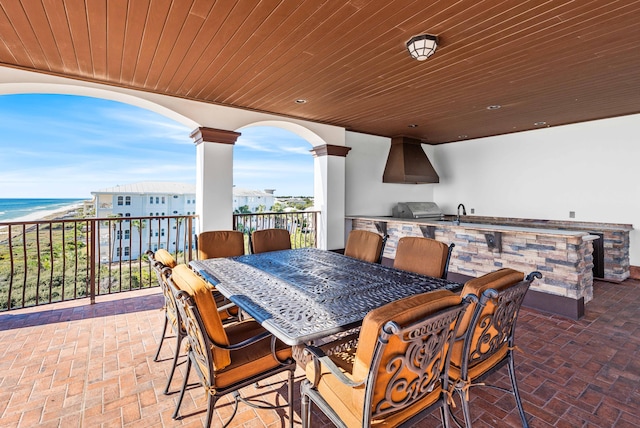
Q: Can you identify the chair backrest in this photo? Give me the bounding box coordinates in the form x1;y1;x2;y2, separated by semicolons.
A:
352;289;469;424
147;250;180;333
250;228;292;254
344;230;386;263
452;269;541;372
152;248;177;268
197;230;245;259
169;264;231;376
393;236;454;279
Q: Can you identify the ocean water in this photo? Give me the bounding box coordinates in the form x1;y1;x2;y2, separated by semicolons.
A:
0;198;87;222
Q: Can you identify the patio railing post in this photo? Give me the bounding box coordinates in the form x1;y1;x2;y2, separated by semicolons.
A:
187;216;193;261
89;218;97;304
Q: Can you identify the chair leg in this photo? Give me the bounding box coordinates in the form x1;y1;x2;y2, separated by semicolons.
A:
456;387;473;428
206;393;218;428
440;401;451;428
153;316;168;361
508;355;529;428
300;382;311;428
172;357;191;420
163;332;184;394
288;369;294;428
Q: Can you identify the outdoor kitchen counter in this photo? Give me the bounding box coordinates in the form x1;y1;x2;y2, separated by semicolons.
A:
346;215;631;319
346;215;591;237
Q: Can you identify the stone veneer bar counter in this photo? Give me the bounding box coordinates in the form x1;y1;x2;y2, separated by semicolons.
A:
346;215;632;319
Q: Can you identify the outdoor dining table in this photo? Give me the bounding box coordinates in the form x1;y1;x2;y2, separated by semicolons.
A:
189;247;463;348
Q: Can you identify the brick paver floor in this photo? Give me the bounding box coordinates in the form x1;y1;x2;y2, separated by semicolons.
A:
0;278;638;427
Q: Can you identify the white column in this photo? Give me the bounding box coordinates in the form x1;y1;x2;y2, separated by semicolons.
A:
191;127;240;233
312;144;351;250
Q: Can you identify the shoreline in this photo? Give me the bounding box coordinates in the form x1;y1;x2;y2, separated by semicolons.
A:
0;202;86;236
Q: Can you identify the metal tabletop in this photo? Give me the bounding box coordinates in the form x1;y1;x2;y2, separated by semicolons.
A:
190;248;462;346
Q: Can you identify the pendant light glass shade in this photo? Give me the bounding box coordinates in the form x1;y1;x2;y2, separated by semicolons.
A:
406;34;438;61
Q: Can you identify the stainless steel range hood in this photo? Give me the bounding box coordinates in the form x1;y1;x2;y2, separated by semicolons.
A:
382;136;440;184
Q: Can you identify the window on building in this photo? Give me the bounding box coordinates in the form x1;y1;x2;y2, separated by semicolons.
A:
173;195;178;199
125;213;130;217
116;248;121;256
155;197;159;204
125;196;131;206
124;247;130;256
173;211;178;214
124;230;130;240
161;228;165;237
116;230;122;239
150;196;153;204
162;197;165;204
117;196;123;206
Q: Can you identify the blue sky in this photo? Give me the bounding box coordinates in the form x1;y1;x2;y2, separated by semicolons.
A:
0;94;314;198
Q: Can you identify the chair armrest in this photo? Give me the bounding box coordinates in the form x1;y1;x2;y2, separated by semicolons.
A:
305;345;365;388
217;302;236;313
212;330;272;351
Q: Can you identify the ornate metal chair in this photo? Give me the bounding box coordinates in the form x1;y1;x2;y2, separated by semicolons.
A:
300;289;471;428
449;268;542;427
148;250;238;394
168;264;296;428
250;228;292;254
197;230;245;260
147;249;184;394
344;230;388;263
393;236;455;279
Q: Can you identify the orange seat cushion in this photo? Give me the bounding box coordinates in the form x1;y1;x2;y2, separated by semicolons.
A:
215;319;292;389
171;264;231;369
344;230;384;263
251;229;291;253
393;237;449;278
198;230;245;259
154;249;177;268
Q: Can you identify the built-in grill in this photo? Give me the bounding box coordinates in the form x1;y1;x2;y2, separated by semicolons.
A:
392;202;444;219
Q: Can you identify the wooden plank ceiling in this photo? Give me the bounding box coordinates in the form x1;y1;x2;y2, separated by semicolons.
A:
0;0;639;144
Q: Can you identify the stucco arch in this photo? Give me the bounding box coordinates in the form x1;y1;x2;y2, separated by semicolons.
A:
237;120;326;148
0;82;199;129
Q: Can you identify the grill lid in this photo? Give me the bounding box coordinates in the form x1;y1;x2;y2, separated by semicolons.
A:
392;202;443;219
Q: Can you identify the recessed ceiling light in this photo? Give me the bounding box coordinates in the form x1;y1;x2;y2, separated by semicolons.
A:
486;105;501;110
294;99;307;104
534;121;547;126
408;124;418;128
458;134;468;139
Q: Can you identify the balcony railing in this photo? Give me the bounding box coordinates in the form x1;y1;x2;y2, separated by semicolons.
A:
233;211;319;250
0;211;318;312
0;215;195;311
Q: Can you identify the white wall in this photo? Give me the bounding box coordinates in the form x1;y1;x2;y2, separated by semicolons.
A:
344;132;436;216
431;114;639;265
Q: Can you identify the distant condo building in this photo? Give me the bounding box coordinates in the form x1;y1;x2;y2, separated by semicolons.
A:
91;182;197;262
91;182;279;262
233;187;276;212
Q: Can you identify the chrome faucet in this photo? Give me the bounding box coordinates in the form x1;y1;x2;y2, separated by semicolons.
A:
455;203;467;224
